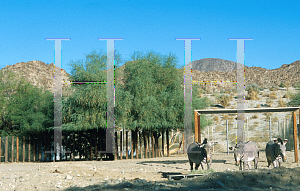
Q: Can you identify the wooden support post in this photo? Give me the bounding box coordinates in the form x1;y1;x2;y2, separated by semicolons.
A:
73;133;76;161
166;129;169;157
198;114;201;143
44;135;47;162
115;132;118;160
120;131;123;160
23;136;26;162
131;130;133;159
143;130;147;159
182;133;185;154
11;136;14;162
70;134;72;161
28;137;31;162
5;136;8;162
151;131;154;158
139;131;143;159
194;111;198;143
79;133;82;161
161;130;164;157
126;131;128;159
5;136;8;163
94;133;97;161
0;137;1;163
17;137;19;162
293;111;298;163
33;137;36;162
39;137;41;162
136;130;139;159
147;132;150;158
84;134;87;161
90;133;92;160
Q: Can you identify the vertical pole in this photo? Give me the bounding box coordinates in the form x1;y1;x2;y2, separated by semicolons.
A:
162;130;164;157
45;135;47;162
166;129;169;157
120;131;123;160
269;117;272;141
143;130;147;159
11;136;14;162
131;130;133;159
5;136;8;163
293;111;298;163
126;131;128;159
278;120;280;137
198;114;201;143
28;137;31;162
284;119;286;139
182;133;185;154
16;137;19;163
147;131;150;158
194;111;198;142
226;120;229;155
95;132;97;161
139;131;143;159
262;121;263;138
115;132;118;160
136;130;139;159
151;131;154;158
247;117;249;141
23;136;25;162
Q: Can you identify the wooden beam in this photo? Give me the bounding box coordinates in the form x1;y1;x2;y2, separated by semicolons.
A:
28;137;31;162
166;129;169;157
5;136;8;163
17;137;19;163
136;130;139;159
23;136;26;163
194;111;198;142
115;132;118;160
293;111;298;163
162;130;164;157
151;131;154;158
120;131;123;160
198;114;201;143
11;136;14;162
131;130;133;159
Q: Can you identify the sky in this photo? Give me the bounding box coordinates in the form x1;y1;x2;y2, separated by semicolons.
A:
0;0;299;75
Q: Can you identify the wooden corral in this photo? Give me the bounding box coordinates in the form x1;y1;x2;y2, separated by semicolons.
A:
194;107;300;163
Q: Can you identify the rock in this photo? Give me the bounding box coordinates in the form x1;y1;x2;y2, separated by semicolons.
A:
65;175;72;180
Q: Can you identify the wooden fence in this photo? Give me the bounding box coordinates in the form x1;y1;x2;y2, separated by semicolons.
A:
0;130;184;163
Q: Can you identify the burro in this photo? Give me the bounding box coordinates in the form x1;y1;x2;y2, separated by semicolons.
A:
266;138;288;169
187;138;217;171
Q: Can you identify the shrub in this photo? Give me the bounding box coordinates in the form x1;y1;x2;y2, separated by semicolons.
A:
250;114;259;119
245;84;259;100
213;116;219;122
256;104;261;108
269;92;277;99
279;83;285;88
263;93;269;97
222;114;230;120
217;95;230;108
278;98;287;107
266;98;273;107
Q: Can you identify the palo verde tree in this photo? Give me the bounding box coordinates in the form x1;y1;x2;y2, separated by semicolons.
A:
0;70;54;137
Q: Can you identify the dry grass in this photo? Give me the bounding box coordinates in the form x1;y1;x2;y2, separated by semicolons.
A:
262;93;269;97
213;116;219;122
256;104;261;108
217;95;231;108
250;114;259;119
269;92;277;99
278;98;287;107
246;91;260;100
222;114;230;120
266;98;273;107
271;116;279;123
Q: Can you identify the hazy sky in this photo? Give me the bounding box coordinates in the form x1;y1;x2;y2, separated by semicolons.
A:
0;0;299;74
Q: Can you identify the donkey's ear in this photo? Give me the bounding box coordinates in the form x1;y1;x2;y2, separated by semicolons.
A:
284;139;288;144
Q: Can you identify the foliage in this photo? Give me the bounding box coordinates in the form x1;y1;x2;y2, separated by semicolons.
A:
279;83;285;88
0;70;54;136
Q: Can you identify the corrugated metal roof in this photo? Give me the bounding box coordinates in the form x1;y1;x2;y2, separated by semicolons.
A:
194;107;299;114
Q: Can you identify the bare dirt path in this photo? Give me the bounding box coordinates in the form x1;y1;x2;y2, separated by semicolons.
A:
0;151;299;190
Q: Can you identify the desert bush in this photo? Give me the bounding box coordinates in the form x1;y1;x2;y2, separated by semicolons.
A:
278;98;287;107
269;86;275;91
217;94;230;108
213;116;219;122
284;81;291;91
245;84;259;100
250;114;259;119
256;104;261;108
254;121;259;124
263;93;269;97
279;83;285;88
266;98;273;107
222;114;230;120
269;92;277;99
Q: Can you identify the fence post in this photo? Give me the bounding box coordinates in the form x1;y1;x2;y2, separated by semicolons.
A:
269;117;272;141
5;136;8;163
28;137;31;162
120;130;123;160
11;136;14;162
115;132;118;160
161;130;164;157
151;131;154;158
131;130;133;159
166;129;169;157
226;120;229;155
139;131;143;159
23;136;25;162
17;137;19;163
33;137;35;162
247;117;249;141
126;131;128;159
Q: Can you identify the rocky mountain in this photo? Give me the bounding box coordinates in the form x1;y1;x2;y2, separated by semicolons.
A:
0;59;299;96
190;58;248;72
0;60;71;96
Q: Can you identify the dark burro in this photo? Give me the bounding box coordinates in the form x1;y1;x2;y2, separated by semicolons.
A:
230;141;259;170
187;138;213;171
266;138;288;169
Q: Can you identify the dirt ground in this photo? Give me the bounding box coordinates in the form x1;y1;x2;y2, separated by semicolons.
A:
0;150;300;191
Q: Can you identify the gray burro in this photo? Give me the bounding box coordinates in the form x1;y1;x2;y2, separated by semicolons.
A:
229;141;259;170
187;138;215;171
265;138;288;169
